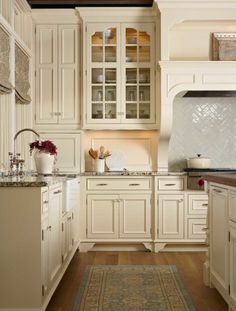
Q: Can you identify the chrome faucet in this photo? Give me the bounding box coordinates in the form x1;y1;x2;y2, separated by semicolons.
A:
9;128;41;176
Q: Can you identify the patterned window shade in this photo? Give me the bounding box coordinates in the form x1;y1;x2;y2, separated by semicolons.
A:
15;44;31;104
0;26;12;94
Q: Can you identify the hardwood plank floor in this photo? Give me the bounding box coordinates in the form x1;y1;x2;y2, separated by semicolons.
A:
46;251;228;311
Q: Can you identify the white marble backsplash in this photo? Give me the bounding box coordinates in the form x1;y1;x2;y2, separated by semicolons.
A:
169;97;236;171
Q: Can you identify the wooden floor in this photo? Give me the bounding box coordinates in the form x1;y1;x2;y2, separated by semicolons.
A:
46;251;228;311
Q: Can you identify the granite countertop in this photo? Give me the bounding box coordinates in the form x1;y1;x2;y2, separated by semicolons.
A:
204;173;236;188
81;171;186;176
0;175;67;187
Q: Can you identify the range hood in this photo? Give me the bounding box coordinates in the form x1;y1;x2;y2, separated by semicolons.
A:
183;90;236;97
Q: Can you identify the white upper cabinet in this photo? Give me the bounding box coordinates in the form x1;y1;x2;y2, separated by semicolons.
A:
35;23;80;129
78;8;158;130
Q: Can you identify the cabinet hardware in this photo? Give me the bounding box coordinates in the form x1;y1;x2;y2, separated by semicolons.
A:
72;212;74;219
96;183;108;186
41;230;44;241
43;200;48;204
129;183;140;186
202;203;208;207
202;227;208;232
61;255;64;264
54;190;62;194
165;183;176;186
62;223;64;232
229;231;231;242
67;216;72;221
47;226;52;231
42;285;45;297
86;228;88;235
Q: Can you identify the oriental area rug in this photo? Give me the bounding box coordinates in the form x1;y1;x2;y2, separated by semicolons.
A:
72;265;196;311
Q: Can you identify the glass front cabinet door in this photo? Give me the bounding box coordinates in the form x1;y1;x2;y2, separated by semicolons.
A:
85;22;156;128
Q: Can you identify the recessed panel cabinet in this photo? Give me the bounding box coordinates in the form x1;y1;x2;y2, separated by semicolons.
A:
35;24;80;129
83;20;157;129
87;194;151;239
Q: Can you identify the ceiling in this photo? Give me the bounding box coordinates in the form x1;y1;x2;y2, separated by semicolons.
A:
27;0;153;8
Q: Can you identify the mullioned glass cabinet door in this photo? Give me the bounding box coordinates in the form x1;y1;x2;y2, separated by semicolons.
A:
86;23;121;124
121;23;155;124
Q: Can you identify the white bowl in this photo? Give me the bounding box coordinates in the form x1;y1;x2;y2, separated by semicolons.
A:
96;75;103;83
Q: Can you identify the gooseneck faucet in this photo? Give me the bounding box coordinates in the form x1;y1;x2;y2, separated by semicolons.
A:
9;128;41;176
13;128;41;156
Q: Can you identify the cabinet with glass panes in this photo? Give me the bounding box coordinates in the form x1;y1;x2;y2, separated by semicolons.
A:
84;21;157;129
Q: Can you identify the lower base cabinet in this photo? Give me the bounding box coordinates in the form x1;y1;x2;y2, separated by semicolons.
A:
87;193;151;239
230;221;236;310
0;182;79;311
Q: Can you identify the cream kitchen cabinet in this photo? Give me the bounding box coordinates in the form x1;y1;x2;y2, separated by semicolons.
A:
155;176;207;250
39;132;82;173
47;184;63;286
35;23;80;129
209;185;229;301
158;194;184;239
87;193;151;239
0;181;80;310
61;210;74;263
80;176;152;251
230;220;236;311
78;8;158;129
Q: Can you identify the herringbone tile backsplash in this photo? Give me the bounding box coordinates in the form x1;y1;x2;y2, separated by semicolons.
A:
169;97;236;171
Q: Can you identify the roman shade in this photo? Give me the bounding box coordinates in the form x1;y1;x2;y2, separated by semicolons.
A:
15;44;31;104
0;26;12;94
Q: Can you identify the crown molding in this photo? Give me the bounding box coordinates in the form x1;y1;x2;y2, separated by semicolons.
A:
156;0;236;9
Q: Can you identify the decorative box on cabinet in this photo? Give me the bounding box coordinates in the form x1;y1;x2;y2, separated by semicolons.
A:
80;176;153;252
39;132;82;173
78;8;158;129
35;23;80;129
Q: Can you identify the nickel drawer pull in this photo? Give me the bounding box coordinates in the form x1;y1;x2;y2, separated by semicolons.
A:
96;183;108;186
47;226;52;231
67;216;72;221
202;203;208;207
43;200;48;204
165;183;176;186
54;190;62;194
129;183;140;186
202;227;208;232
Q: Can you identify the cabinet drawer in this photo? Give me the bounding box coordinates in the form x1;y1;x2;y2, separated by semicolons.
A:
157;178;184;191
87;178;151;191
187;218;207;240
42;191;49;214
188;194;208;215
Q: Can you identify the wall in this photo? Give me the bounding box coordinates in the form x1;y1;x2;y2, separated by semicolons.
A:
84;130;158;172
168;97;236;171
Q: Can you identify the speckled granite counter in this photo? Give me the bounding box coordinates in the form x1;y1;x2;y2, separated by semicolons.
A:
0;176;67;187
81;171;186;176
204;173;236;188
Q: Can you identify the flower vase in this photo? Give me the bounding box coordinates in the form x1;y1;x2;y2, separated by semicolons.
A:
34;150;54;175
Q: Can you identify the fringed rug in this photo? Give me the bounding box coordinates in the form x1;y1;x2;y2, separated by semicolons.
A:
72;265;196;311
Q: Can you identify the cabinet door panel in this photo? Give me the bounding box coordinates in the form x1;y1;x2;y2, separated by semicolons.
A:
87;194;119;238
36;25;57;124
230;222;236;309
59;25;79;125
121;23;155;124
187;218;206;240
48;187;62;284
86;23;121;124
210;187;228;298
158;194;184;239
119;194;151;238
40;133;81;173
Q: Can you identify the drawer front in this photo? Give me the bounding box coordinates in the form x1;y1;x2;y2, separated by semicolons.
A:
187;218;207;240
158;178;184;191
42;191;49;214
87;178;151;191
229;191;236;222
188;194;208;215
